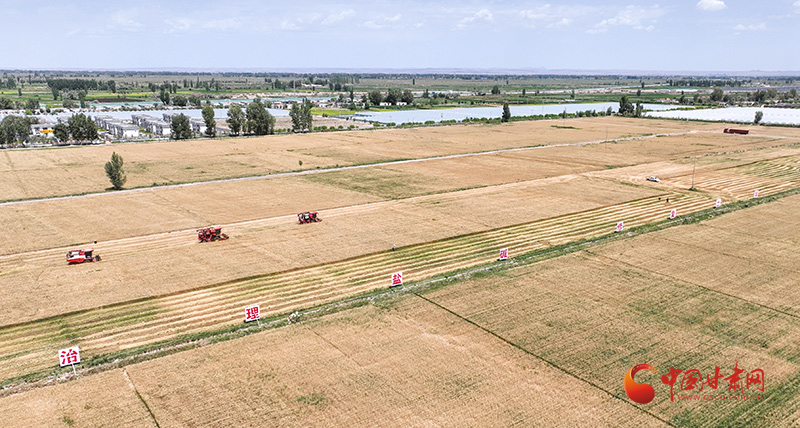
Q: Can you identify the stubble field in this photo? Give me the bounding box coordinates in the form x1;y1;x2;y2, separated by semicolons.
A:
1;117;800;426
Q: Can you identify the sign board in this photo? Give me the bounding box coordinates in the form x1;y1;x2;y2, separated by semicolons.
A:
58;346;81;367
499;248;509;261
716;198;722;208
616;221;624;233
390;271;403;287
754;190;760;198
244;305;260;323
670;209;677;219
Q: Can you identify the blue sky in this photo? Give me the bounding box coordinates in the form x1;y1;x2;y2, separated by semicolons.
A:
3;0;799;72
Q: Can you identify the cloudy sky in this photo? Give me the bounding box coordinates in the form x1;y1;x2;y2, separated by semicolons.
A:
3;0;799;72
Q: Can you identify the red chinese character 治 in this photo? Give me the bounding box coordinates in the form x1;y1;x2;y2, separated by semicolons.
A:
681;369;703;392
746;369;765;392
724;361;745;392
661;366;683;402
703;366;723;390
60;348;79;365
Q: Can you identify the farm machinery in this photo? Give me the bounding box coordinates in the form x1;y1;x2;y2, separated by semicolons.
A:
67;249;100;264
297;211;322;224
197;227;229;242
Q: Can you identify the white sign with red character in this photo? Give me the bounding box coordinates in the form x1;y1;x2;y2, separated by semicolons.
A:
390;271;403;287
499;248;509;261
754;190;760;198
670;209;677;219
716;198;722;208
59;346;81;374
245;305;261;323
616;221;624;233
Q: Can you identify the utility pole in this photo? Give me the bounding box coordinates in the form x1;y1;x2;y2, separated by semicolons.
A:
690;156;697;190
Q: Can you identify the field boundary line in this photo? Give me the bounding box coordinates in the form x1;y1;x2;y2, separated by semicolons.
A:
411;292;674;426
123;368;161;428
0;131;694;207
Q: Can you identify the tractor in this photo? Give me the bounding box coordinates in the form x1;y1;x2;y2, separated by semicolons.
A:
297;211;322;224
197;227;229;242
67;249;100;264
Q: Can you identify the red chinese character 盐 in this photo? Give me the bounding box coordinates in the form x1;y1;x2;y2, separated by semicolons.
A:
747;369;765;392
391;272;403;287
661;366;683;402
724;361;745;392
499;248;508;261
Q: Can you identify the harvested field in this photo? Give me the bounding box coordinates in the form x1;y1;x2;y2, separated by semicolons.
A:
0;118;753;201
0;189;718;382
0;297;667;427
423;197;800;427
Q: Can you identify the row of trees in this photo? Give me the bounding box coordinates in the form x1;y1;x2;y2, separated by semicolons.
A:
290;99;313;132
0;115;37;145
367;89;414;106
224;100;275;136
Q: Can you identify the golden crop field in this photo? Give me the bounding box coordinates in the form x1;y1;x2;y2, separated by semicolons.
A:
1;117;800;426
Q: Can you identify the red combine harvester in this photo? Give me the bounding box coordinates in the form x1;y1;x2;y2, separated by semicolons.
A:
197;227;229;242
298;211;322;224
724;128;749;135
67;249;100;264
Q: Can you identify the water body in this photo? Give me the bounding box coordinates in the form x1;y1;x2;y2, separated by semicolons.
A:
646;107;800;126
352;102;677;125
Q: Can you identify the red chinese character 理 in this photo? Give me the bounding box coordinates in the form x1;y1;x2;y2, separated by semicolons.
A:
724;361;745;392
661;366;683;402
245;306;260;321
746;369;765;392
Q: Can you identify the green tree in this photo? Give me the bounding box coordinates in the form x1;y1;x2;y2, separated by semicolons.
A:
172;95;188;106
159;88;170;105
202;105;216;137
710;88;724;102
0;97;12;109
226;104;245;135
0;115;35;145
790;88;798;99
108;80;116;93
401;90;414;104
104;152;127;190
290;98;313;132
501;102;511;122
53;123;69;142
754;111;763;124
246;100;275;135
368;90;383;105
385;88;402;105
618;95;634;116
68;114;98;141
51;87;59;100
522;88;526;97
171;114;192;139
635;102;643;117
491;85;500;95
25;98;39;111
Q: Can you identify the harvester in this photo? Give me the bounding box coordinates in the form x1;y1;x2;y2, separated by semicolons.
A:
67;249;100;264
197;227;229;242
297;211;322;224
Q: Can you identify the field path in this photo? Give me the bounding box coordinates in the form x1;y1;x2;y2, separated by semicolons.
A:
0;131;695;208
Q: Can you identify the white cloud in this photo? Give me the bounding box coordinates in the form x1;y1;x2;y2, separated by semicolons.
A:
458;9;494;29
164;18;193;33
588;5;665;34
110;9;143;31
520;4;594;29
696;0;727;12
322;10;355;26
362;20;382;30
794;0;800;12
203;18;241;31
734;23;766;31
279;20;301;31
